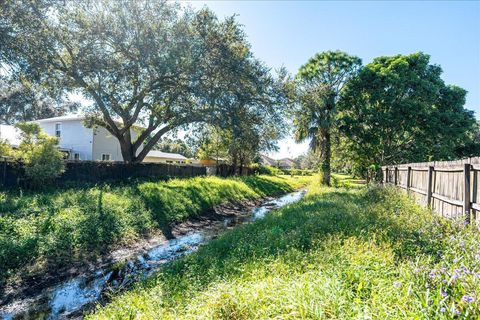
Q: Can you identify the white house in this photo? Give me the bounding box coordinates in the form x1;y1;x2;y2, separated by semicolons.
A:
0;115;189;163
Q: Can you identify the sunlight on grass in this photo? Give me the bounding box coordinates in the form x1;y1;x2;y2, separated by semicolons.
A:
0;175;310;284
88;179;480;319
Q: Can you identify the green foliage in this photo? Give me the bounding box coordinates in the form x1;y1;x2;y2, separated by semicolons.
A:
258;165;282;176
293;51;362;185
88;180;480;320
0;175;308;284
155;138;194;158
339;52;478;174
194;126;230;161
281;168;314;176
15;122;65;186
0;139;14;157
0;74;77;125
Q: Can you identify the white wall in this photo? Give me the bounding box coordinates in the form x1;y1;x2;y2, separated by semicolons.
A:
92;126;144;161
39;120;94;160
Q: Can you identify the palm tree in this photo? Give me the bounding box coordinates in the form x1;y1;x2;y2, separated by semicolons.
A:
294;51;361;185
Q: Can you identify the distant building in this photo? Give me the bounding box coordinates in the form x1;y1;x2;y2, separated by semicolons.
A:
143;150;188;164
199;158;227;166
277;158;298;169
260;154;277;167
260;154;298;169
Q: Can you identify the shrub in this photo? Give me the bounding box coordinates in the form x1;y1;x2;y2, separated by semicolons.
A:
0;139;14;158
258;165;282;176
15;122;65;187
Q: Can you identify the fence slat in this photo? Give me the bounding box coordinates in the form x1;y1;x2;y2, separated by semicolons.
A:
382;157;480;224
464;163;471;224
427;166;434;207
1;161;258;188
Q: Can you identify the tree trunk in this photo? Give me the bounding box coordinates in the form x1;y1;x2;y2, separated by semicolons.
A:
232;152;238;176
119;137;135;164
239;155;245;175
319;128;331;186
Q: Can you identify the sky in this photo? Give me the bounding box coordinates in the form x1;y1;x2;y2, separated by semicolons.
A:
185;0;480;160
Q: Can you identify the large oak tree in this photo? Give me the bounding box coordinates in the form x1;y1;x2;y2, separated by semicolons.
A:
1;0;259;163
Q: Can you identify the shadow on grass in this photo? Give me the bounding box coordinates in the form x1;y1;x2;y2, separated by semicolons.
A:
241;176;295;196
130;186;443;308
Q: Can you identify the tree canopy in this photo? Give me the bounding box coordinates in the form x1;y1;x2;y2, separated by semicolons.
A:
155;138;194;158
0;75;77;125
1;0;283;163
338;52;478;176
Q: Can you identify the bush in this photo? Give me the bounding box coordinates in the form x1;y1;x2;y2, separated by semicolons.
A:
258;165;282;175
15;122;65;187
0;139;14;158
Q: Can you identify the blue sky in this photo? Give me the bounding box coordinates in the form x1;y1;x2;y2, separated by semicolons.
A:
186;0;480;159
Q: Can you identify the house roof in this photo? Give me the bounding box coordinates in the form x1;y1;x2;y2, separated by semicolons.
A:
0;125;22;147
36;114;148;130
278;158;298;168
36;114;85;122
260;154;277;166
146;150;188;160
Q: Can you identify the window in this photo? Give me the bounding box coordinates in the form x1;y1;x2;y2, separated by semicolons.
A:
74;153;80;161
55;123;62;138
101;154;111;161
166;160;173;164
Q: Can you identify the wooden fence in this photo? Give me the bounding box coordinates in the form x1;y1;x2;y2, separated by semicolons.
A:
1;160;210;188
382;157;480;224
1;159;260;189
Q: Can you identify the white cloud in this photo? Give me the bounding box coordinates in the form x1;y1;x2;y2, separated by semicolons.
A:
267;137;309;160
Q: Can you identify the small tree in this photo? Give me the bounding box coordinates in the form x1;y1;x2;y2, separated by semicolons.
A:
0;139;14;158
15;122;65;186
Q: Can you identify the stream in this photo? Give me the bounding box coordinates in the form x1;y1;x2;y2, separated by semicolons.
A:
0;190;306;320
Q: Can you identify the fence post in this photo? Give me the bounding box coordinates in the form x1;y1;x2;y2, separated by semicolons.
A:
464;163;471;224
394;167;398;186
384;167;389;185
406;166;411;192
2;157;6;188
427;166;434;207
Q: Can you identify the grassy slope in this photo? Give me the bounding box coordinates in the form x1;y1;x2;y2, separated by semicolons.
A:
89;175;480;319
0;175;310;283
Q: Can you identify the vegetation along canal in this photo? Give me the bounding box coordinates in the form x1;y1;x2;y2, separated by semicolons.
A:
0;190;306;320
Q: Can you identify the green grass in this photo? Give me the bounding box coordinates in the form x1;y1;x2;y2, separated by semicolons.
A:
0;175;310;284
88;178;480;319
331;173;366;188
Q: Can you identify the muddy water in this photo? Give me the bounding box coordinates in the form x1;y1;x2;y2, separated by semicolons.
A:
0;190;306;320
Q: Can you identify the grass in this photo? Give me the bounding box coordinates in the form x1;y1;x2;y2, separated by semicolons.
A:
87;175;480;319
0;174;310;285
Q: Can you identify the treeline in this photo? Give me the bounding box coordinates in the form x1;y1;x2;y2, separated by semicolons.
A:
290;51;478;182
1;1;477;182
